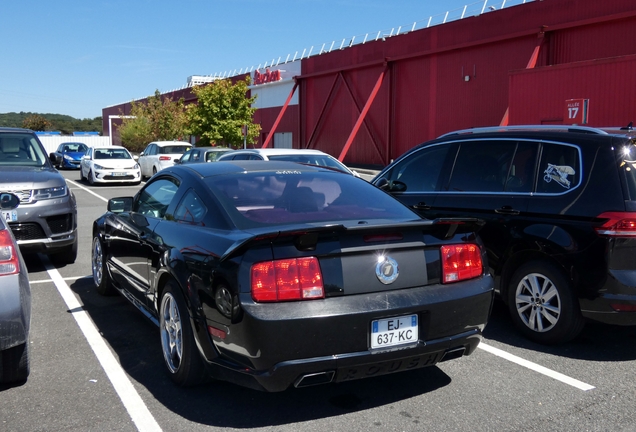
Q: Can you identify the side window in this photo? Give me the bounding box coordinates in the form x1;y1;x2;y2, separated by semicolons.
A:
447;140;517;193
174;189;207;224
249;155;264;160
181;150;192;163
191;150;200;161
505;141;538;193
134;178;179;219
537;143;580;193
232;153;251;160
385;145;450;192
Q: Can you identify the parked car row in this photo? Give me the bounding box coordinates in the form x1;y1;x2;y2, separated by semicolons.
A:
6;124;636;389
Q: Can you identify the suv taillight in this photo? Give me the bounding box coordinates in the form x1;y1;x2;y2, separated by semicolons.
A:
595;212;636;237
251;257;324;302
0;229;20;276
440;244;482;283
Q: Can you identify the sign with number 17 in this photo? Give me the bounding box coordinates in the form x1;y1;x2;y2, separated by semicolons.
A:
564;98;589;125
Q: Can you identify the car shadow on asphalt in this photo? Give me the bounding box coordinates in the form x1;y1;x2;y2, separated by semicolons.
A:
484;299;636;362
66;276;453;428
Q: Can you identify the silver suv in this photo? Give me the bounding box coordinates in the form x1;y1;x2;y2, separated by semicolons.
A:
0;128;78;264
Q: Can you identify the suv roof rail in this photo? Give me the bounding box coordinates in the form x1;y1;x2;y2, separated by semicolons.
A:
438;125;610;138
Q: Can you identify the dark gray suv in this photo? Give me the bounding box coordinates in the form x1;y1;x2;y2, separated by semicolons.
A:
374;125;636;344
0;128;78;264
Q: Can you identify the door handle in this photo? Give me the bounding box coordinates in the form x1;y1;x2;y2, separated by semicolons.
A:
495;206;520;215
412;202;431;211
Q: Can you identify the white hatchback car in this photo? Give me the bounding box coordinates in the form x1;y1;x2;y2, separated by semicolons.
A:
138;141;192;179
216;148;359;176
80;146;141;185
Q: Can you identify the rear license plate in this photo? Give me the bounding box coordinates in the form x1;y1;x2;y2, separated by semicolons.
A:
112;172;126;176
371;314;418;349
2;210;18;222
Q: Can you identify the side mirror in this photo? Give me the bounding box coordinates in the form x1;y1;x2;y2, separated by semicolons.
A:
107;196;133;213
49;153;60;163
139;152;145;156
173;158;181;165
0;193;20;210
133;155;139;161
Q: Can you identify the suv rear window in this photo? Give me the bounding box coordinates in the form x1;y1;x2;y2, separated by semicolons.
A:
618;141;636;200
159;145;191;154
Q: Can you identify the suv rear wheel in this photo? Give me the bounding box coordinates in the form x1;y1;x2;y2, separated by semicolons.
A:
507;261;584;345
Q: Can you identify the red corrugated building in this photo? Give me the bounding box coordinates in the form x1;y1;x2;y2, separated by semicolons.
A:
102;0;636;167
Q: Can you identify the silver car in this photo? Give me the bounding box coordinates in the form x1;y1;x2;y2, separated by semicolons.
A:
0;128;78;264
0;192;31;384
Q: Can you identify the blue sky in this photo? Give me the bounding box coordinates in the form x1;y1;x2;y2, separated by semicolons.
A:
0;0;524;119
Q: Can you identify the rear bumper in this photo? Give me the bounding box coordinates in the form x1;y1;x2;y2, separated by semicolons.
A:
202;275;494;391
580;268;636;325
209;328;483;392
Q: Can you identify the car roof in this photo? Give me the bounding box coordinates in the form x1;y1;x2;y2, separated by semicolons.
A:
93;145;129;150
229;148;329;156
165;160;328;178
0;127;35;133
150;141;192;146
191;147;233;151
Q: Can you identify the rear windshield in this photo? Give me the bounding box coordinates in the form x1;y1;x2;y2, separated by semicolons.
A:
206;171;417;228
0;133;49;167
159;145;191;155
206;150;232;162
267;154;350;173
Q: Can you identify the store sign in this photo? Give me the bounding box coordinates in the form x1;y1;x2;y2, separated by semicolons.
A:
254;68;282;85
564;99;589;125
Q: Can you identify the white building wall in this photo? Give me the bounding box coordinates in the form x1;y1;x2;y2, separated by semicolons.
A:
37;136;111;154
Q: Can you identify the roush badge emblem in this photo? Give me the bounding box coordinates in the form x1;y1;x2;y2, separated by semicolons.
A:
375;256;399;284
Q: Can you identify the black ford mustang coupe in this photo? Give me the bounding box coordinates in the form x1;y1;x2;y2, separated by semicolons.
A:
91;160;493;391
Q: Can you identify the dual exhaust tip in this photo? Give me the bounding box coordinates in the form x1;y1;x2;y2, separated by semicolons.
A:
293;346;467;388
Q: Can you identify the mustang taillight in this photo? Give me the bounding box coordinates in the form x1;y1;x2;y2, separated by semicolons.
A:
440;244;482;283
595;212;636;237
0;229;20;276
251;257;324;302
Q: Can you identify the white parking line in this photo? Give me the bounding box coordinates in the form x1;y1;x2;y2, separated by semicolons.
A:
41;255;163;432
66;179;108;202
478;342;595;391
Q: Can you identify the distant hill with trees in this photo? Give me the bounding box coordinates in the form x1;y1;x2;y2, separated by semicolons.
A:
0;112;102;135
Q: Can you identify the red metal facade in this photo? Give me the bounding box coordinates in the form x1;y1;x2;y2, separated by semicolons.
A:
103;0;636;166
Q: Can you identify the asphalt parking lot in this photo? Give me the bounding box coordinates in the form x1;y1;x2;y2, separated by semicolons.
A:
2;169;636;432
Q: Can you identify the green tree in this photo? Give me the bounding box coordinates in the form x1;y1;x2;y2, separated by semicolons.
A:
186;77;260;148
22;114;52;131
118;90;188;152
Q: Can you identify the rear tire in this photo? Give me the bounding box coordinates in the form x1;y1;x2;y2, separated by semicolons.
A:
92;235;116;296
0;343;30;384
159;280;207;386
507;261;584;345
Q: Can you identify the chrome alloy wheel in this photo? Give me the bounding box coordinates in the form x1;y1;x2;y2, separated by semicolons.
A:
160;293;183;373
514;272;562;333
92;237;103;287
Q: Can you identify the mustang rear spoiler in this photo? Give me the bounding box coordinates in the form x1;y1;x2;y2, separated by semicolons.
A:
220;217;484;262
